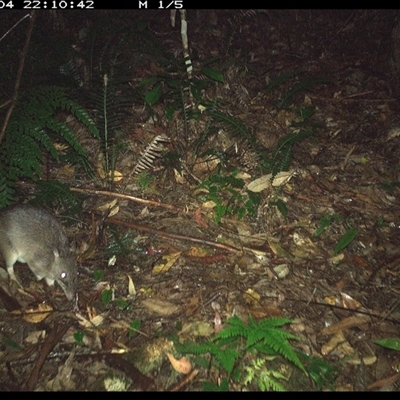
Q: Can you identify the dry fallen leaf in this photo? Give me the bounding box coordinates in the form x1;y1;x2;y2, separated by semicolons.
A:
179;321;214;338
47;348;76;390
321;330;347;355
340;292;362;310
22;303;53;323
244;288;261;306
77;309;106;328
58;164;75;178
247;170;296;192
142;298;180;316
320;315;370;336
97;199;119;213
25;330;46;344
107;170;123;182
152;252;181;275
166;352;192;374
127;274;136;296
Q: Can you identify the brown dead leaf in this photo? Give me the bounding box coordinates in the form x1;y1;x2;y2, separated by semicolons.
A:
320;315;370;336
142;298;180;316
340;292;362;310
152;251;181;275
368;372;400;390
58;164;75;178
77;309;105;329
243;288;261;306
22;303;53;323
321;330;347;355
127;275;136;296
195;207;208;228
166;353;192;374
267;238;293;259
107;170;123;182
247;171;296;192
97;199;119;213
214;310;223;333
174;168;186;184
25;330;46;344
179;321;214;338
186;246;208;257
184;296;200;316
47;348;76;390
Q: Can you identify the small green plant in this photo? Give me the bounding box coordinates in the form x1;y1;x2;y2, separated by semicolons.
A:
375;338;400;372
102;288;113;306
73;331;85;344
269;199;288;222
101;288;131;309
376;216;389;228
375;338;400;351
177;315;306;391
115;299;130;310
298;352;338;390
315;214;358;254
266;72;331;109
333;227;357;254
315;213;342;236
136;172;155;190
104;227;148;260
129;320;142;338
197;169;261;223
380;180;400;195
93;269;105;282
262;108;320;177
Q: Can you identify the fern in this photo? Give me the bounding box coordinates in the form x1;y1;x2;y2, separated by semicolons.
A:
216;315;306;374
177;314;306;389
0;85;99;207
274;77;331;109
265;70;302;92
268;129;316;176
243;358;288;391
32;180;82;213
178;340;241;375
210;110;257;149
0;174;14;206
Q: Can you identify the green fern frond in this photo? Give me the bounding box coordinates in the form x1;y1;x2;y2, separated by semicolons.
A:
256;316;293;329
6;134;43;177
177;338;241;375
270;129;315;176
274;77;331;109
33;180;81;213
216;315;306;373
0;174;14;206
265;71;301;92
64;101;100;139
216;314;250;339
271;145;293;176
210;111;257;151
243;358;288;391
258;369;287;391
0;85;97;207
28;126;59;160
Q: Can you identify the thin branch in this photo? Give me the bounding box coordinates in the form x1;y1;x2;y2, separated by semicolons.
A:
0;11;36;145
